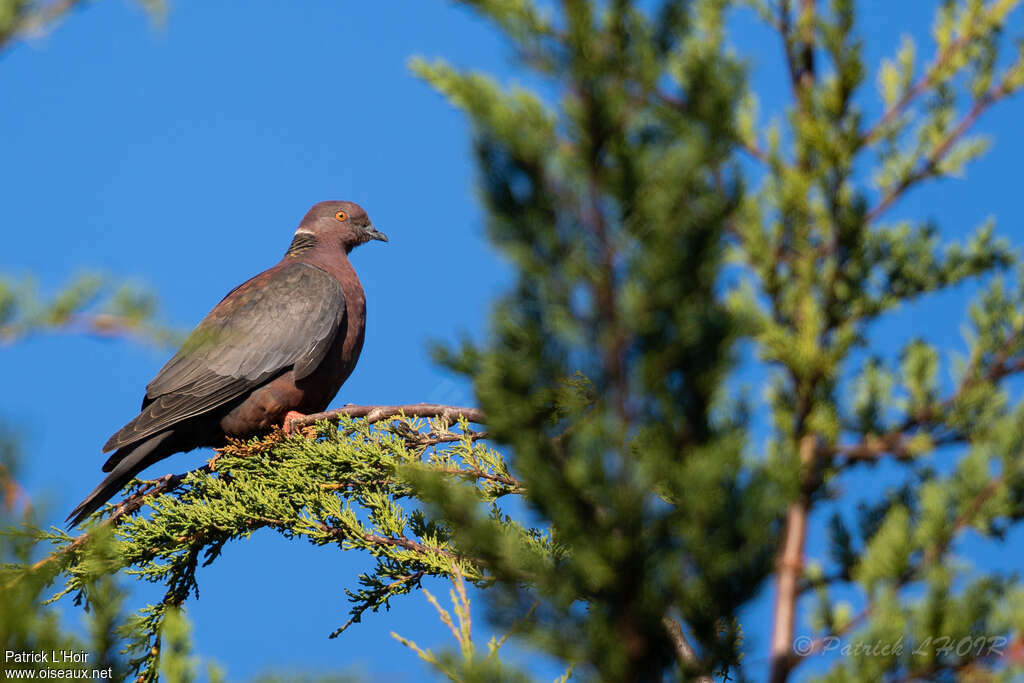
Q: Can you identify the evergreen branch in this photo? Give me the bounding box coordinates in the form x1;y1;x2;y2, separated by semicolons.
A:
42;413;522;676
351;528;461;560
867;79;1013;223
834;432;958;463
433;466;522;492
490;600;538;657
0;313;166;347
778;0;816;98
11;470;199;587
410;431;490;447
656;90;767;163
292;403;486;429
862;21;978;145
924;473;1005;565
778;0;800;94
834;331;1024;463
0;274;174;347
329;571;425;638
788;474;1005;676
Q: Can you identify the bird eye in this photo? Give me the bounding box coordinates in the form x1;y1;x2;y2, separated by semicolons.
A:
335;211;348;221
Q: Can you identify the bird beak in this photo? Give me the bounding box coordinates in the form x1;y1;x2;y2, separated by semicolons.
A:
367;225;388;242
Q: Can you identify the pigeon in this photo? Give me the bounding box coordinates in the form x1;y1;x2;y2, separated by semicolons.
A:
68;200;387;526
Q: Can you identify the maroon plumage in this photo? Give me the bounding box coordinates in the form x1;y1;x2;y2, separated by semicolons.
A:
68;201;387;526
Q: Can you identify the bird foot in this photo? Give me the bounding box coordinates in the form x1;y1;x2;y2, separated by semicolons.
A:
282;410;309;436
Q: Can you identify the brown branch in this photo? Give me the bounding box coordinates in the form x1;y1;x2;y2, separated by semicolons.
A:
406;431;490;448
833;335;1024;464
293;403;486;430
925;474;1004;564
360;529;459;559
786;473;1007;677
319;480;391;491
662;616;713;683
836;432;923;463
769;434;816;683
318;464;521;493
582;144;628;420
866;81;1011;223
434;466;522;491
862;16;982;145
0;314;170;348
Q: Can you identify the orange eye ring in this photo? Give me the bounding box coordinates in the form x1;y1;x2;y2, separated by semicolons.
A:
335;210;348;221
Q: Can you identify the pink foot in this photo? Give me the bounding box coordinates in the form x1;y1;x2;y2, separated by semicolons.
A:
282;410;308;436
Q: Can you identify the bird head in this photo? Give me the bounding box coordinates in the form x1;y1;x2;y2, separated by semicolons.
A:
291;201;388;254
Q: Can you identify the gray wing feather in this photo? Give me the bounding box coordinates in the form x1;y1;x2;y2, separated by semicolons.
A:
103;261;345;453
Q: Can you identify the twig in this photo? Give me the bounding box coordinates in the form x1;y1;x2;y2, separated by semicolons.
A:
353;528;460;560
832;333;1024;464
0;314;170;348
406;431;490;448
293;403;486;429
329;571;426;639
862;17;981;144
433;466;521;490
662;616;713;683
925;474;1004;564
318;464;521;493
866;81;1011;223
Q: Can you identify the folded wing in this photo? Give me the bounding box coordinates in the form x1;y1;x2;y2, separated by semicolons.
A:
102;261;345;455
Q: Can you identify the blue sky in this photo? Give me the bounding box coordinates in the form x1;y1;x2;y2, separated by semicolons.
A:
2;1;1024;681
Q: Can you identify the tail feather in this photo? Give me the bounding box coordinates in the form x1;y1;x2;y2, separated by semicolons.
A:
67;431;175;527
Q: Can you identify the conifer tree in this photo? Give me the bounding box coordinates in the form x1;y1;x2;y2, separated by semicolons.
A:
14;1;1024;682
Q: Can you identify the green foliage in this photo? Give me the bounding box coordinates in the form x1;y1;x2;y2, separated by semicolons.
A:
0;457;130;681
38;416;532;682
392;567;546;683
0;273;175;347
0;0;164;53
10;0;1024;681
158;608;224;683
416;0;782;679
415;0;1024;680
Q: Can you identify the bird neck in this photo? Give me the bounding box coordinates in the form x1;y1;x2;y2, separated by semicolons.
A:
292;247;362;292
285;231;319;257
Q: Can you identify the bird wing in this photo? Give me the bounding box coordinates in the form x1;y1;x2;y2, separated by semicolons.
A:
102;261;345;453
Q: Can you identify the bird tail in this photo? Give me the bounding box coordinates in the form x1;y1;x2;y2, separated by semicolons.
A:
67;431;175;527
